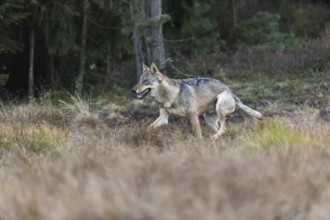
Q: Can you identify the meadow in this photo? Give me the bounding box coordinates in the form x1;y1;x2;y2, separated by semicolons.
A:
0;90;329;220
2;2;330;219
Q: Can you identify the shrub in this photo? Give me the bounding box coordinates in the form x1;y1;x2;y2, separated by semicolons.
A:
59;94;102;127
243;120;319;151
229;26;330;78
0;123;70;155
238;11;301;49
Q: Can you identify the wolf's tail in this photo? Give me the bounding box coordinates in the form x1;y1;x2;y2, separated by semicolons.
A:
234;95;263;119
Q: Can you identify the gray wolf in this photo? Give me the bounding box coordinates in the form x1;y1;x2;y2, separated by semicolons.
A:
132;63;263;140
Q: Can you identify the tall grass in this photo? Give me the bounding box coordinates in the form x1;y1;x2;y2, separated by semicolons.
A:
0;123;70;155
0;101;329;220
59;94;101;127
243;119;320;150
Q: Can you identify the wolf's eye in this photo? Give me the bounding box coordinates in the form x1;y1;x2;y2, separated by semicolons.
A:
143;79;149;83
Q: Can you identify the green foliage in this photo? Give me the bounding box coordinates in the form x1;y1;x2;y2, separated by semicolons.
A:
38;1;78;56
288;4;330;38
0;74;9;87
88;1;133;60
232;77;290;103
0;1;28;54
44;89;72;105
178;1;219;55
1;0;330;97
103;85;131;100
83;1;133;89
239;11;302;49
139;14;171;27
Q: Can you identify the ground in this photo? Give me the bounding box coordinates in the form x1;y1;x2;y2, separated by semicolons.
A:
0;75;329;220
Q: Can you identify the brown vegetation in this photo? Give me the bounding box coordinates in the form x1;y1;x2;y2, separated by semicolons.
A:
0;102;329;220
229;28;330;78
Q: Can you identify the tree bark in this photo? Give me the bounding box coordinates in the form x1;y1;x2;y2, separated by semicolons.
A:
105;42;111;86
28;23;35;100
232;0;237;28
130;0;166;76
75;0;89;94
130;0;144;75
48;55;55;83
150;0;165;70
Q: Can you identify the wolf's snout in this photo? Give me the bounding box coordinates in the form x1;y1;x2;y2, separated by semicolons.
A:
132;86;137;93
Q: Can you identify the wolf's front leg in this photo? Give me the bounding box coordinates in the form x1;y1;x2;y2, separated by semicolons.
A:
189;112;203;139
148;108;169;129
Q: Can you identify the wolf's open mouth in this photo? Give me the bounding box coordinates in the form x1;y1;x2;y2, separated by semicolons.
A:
136;88;151;99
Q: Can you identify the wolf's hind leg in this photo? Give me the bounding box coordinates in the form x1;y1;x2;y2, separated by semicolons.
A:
148;108;169;129
211;91;236;140
203;113;219;132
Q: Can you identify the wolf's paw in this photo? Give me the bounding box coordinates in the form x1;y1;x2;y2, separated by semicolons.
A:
148;119;168;129
210;134;219;141
210;127;226;140
147;123;155;130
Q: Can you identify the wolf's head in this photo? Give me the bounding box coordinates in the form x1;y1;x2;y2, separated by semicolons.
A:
132;63;164;99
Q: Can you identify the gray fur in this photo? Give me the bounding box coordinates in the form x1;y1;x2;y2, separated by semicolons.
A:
132;63;263;140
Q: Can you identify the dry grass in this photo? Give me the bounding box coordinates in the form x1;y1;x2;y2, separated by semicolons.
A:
0;103;329;220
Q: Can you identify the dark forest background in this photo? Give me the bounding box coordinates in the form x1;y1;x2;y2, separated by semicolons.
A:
1;0;330;100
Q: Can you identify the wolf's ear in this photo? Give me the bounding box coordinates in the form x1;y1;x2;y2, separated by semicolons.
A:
142;63;150;72
150;63;163;81
150;63;159;73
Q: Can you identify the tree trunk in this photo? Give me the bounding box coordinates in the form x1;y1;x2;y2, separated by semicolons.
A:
130;0;144;76
130;0;166;76
75;0;89;94
232;0;237;28
48;55;55;83
150;0;166;70
131;20;143;76
105;42;111;86
28;24;35;100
